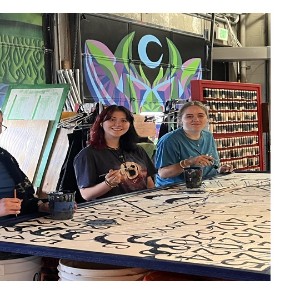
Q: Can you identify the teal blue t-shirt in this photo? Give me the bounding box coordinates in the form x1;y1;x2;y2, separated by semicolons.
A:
155;127;219;187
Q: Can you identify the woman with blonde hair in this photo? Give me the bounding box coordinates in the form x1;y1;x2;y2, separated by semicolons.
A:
155;101;233;187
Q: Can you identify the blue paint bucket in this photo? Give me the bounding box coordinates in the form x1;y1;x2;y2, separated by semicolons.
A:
48;190;75;220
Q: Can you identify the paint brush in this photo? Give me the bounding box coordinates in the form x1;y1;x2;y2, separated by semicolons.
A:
99;169;126;178
14;189;18;217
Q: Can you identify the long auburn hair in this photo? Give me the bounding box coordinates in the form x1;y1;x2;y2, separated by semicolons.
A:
89;105;139;151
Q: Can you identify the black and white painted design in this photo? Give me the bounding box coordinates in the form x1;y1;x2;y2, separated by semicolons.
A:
0;173;270;277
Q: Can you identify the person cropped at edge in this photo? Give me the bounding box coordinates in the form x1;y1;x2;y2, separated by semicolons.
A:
0;110;49;219
155;101;233;187
73;105;156;201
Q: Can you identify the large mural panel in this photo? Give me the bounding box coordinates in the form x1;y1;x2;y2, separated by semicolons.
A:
0;172;270;280
0;13;45;107
81;14;209;113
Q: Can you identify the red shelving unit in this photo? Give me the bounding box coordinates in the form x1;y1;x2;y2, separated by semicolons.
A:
191;79;264;171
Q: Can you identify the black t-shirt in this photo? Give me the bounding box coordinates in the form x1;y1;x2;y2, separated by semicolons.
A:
73;145;156;199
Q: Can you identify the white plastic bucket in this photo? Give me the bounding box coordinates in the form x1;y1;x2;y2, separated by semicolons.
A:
58;259;148;281
0;255;41;281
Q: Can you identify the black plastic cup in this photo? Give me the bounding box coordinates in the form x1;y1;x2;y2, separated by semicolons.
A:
183;167;203;189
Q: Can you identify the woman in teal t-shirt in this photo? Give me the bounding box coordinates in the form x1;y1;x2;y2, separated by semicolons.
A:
155;101;233;187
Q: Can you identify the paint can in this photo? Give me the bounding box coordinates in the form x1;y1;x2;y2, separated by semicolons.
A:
183;166;203;189
48;190;75;220
0;253;41;281
58;259;148;281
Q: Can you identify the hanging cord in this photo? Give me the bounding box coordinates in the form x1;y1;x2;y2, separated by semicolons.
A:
224;16;242;47
72;14;80;73
209;13;215;80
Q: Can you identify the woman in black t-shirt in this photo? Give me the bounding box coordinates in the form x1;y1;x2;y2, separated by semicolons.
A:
74;105;156;201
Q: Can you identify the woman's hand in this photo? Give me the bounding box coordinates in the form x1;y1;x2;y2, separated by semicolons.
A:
37;201;49;213
219;164;234;174
0;197;22;217
185;155;215;167
105;169;122;187
80;169;122;201
159;155;215;179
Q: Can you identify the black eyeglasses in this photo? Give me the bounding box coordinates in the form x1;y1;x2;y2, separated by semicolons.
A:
1;124;7;131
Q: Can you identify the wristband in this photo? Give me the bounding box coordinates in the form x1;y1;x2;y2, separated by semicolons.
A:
184;160;191;168
179;159;190;168
104;178;117;188
179;160;185;168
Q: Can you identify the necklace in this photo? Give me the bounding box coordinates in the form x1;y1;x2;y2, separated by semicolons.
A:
183;129;202;141
183;131;202;147
107;146;120;151
107;147;125;163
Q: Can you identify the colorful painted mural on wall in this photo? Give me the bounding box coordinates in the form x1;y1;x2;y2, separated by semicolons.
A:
0;13;209;115
81;14;208;114
84;32;203;113
0;13;45;107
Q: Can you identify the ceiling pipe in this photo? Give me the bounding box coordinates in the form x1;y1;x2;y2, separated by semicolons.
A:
209;13;215;80
239;14;247;82
185;13;239;25
266;13;271;101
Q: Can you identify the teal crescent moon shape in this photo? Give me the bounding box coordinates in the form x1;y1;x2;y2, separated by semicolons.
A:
138;35;163;69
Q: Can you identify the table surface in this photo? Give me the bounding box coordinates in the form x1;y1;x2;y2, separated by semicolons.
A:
0;172;270;281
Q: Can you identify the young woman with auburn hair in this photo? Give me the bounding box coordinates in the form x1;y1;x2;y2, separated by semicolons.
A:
74;105;156;201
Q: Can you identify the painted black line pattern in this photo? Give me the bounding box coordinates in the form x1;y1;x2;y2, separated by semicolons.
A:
0;173;270;272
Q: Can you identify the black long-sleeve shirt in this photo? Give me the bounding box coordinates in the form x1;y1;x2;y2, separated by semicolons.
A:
0;147;39;220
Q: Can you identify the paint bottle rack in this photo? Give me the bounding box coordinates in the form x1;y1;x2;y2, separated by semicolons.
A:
191;79;264;171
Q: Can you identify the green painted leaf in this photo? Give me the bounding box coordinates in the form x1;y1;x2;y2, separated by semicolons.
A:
115;32;135;73
138;64;150;86
181;58;201;82
86;41;118;83
153;66;165;86
166;37;182;77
